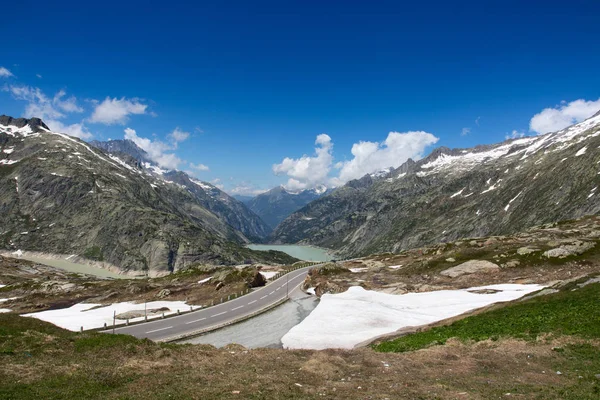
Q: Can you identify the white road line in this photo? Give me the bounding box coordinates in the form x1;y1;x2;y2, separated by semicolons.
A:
247;300;257;305
231;305;244;311
270;291;275;295
211;312;227;318
260;295;267;299
276;287;280;291
185;318;206;325
146;326;172;334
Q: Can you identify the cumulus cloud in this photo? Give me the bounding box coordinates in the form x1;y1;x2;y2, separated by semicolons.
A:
334;131;439;184
168;127;190;143
505;130;525;140
45;119;93;140
461;127;470;136
53;90;83;113
4;85;91;139
272;134;334;191
5;85;83;120
530;98;600;134
90;97;148;125
123;127;195;170
189;162;209;171
227;184;267;196
0;67;13;78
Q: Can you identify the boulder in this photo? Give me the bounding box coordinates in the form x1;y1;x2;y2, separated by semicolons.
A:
440;260;500;278
156;288;171;298
247;270;266;288
517;247;538;255
543;240;595;258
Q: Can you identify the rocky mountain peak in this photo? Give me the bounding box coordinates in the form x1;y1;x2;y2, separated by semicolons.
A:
0;115;50;132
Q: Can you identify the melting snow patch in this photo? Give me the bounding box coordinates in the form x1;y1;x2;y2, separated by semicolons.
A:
588;187;597;198
190;178;214;191
0;159;19;165
388;265;403;270
575;146;587;157
198;277;213;284
504;190;524;212
2;147;14;154
450;188;465;198
281;284;544;350
349;267;369;273
23;300;201;331
260;271;278;280
143;162;168;175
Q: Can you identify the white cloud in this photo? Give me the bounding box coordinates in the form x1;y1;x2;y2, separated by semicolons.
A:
529;98;600;134
46;119;93;140
273;134;334;190
461;127;470;136
0;67;13;78
7;85;64;120
475;116;481;126
123;127;190;170
90;97;148;125
189;162;209;171
227;185;267;196
36;74;42;79
53;89;83;113
334;131;438;184
505;130;525;140
5;85;90;138
168;127;190;143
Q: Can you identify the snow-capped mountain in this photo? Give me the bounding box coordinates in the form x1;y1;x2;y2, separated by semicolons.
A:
270;111;600;257
88;139;271;241
246;185;331;230
0;115;291;275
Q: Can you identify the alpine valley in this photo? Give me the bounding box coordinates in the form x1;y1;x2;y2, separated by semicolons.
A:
270;111;600;257
0;115;295;276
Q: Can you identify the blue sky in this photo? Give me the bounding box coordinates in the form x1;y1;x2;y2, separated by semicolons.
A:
1;0;600;195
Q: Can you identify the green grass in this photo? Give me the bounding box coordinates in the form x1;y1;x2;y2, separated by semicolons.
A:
374;282;600;353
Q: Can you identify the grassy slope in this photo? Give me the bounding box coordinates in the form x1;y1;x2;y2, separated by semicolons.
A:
1;285;600;399
374;282;600;353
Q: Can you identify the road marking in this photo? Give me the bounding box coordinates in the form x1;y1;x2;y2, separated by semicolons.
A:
260;295;267;299
276;287;280;291
270;291;275;295
185;318;206;325
231;305;244;311
146;326;172;334
211;312;227;318
247;300;257;305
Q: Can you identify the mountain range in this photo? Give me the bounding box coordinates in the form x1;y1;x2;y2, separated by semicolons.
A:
0;116;294;276
244;185;328;229
270;111;600;257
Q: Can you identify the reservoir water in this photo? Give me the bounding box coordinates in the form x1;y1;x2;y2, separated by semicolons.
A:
19;256;131;279
247;244;334;262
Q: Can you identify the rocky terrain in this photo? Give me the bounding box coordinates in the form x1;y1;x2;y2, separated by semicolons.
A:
245;185;328;230
1;217;599;399
0;116;295;275
301;215;600;298
271;111;600;258
90;139;271;241
0;255;284;315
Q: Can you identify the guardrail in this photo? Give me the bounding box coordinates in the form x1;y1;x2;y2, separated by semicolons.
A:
93;262;323;335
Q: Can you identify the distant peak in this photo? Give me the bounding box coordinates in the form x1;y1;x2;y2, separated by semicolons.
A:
0;115;49;132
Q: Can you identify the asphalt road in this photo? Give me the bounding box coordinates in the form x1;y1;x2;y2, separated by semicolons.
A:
105;265;315;342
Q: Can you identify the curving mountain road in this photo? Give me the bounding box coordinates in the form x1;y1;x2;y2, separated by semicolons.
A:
105;265;315;342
